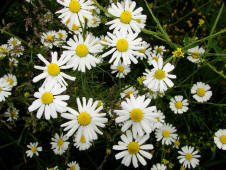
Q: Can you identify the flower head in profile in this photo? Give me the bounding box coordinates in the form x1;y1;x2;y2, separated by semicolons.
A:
115;95;157;137
61;98;108;141
106;0;146;33
143;57;176;92
151;163;167;170
178;146;200;169
120;86;138;98
187;46;205;63
0;78;12;102
33;52;75;87
73;132;92;151
67;161;80;170
3;74;17;88
110;62;131;78
4;107;19;122
62;32;102;72
26;142;42;158
113;130;153;168
28;84;69;120
41;31;58;49
50;133;69;155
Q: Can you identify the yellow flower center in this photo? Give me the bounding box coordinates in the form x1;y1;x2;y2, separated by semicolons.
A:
130;108;143;122
196;88;205;97
155;117;160;121
11;40;17;45
58;32;63;39
0;47;7;54
47;63;60;76
41;92;54;104
57;139;64;146
49;168;54;170
139;49;146;53
175;101;183;109
46;35;54;42
72;24;79;31
152;57;159;62
157;48;163;53
80;136;86;143
134;19;141;23
116;39;128;52
120;11;132;24
174;140;180;146
192;51;199;59
93;18;97;24
70;165;76;170
77;112;91;126
0;87;2;92
117;65;124;72
97;101;102;107
69;0;81;13
127;142;140;154
185;153;193;160
7;78;14;85
45;14;51;19
126;90;134;96
220;135;226;144
162;130;170;138
154;69;165;80
76;44;88;57
31;147;37;152
9;112;16;117
66;19;71;24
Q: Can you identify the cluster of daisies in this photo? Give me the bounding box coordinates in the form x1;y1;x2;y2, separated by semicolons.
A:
0;37;24;66
22;0;226;169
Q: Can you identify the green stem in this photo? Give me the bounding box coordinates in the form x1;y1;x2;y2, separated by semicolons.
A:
143;0;177;49
205;53;226;57
92;0;116;18
183;29;226;50
0;29;30;47
191;101;226;107
204;61;226;79
141;28;166;42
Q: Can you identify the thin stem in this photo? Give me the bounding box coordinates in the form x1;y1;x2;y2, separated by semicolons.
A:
204;61;226;79
92;0;116;18
141;28;166;42
191;101;226;107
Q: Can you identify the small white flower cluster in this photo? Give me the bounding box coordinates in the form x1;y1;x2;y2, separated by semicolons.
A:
0;37;24;66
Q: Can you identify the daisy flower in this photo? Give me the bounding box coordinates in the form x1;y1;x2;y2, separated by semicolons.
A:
145;89;165;100
106;0;146;34
67;161;80;170
41;31;57;49
143;57;176;92
214;129;226;150
187;46;205;63
43;11;53;22
178;146;200;169
147;51;163;66
0;44;9;58
28;84;69;120
7;37;21;47
191;82;212;103
9;58;19;67
110;62;131;78
137;41;152;60
113;130;153;168
153;109;165;129
4;107;19;122
120;86;138;99
61;98;108;141
101;30;144;66
3;74;17;88
64;19;83;34
26;142;42;158
173;137;181;149
55;30;68;47
32;52;75;87
9;45;24;57
153;45;166;55
62;32;102;72
155;123;178;145
73;132;92;151
56;0;95;26
0;78;12;102
169;95;189;114
87;15;101;28
50;133;70;155
115;95;157;137
151;163;167;170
